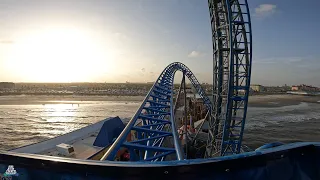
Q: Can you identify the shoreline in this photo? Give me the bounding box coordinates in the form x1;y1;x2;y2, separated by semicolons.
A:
0;94;319;107
0;95;145;105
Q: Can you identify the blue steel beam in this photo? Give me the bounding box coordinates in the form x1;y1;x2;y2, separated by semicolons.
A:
207;0;252;157
101;62;212;161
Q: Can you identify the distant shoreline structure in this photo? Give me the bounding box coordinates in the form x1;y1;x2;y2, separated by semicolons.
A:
0;82;319;97
287;91;320;96
1;91;317;97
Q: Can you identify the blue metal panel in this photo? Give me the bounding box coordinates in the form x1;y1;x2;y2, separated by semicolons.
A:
1;142;320;179
93;117;125;148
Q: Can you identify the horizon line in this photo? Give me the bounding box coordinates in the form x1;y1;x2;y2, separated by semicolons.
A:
1;81;319;87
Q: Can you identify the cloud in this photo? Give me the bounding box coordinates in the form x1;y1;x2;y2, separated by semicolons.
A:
141;68;146;72
254;4;277;17
0;40;14;44
188;51;204;58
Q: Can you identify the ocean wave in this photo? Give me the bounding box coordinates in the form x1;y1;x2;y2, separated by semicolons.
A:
0;117;27;121
246;110;320;130
48;122;92;126
245;122;267;129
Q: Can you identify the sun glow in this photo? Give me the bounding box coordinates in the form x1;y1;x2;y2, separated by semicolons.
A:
6;27;114;82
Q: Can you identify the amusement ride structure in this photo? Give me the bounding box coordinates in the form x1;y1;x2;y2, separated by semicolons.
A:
102;0;252;161
2;0;320;179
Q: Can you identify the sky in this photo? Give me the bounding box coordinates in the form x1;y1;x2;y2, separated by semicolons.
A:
0;0;319;86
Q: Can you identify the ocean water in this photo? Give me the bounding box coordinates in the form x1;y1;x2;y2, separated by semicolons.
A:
0;101;138;150
246;102;320;129
0;97;319;150
245;102;320;148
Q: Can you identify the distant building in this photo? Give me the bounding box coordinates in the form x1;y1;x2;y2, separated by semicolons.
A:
291;86;299;91
186;87;193;93
0;82;15;89
291;84;318;92
250;84;264;92
237;89;246;95
67;86;79;91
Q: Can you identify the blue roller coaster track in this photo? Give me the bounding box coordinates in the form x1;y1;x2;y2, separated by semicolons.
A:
102;0;252;161
102;62;212;161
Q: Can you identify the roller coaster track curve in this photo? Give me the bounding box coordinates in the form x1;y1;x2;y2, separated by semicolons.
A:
102;0;253;161
102;62;212;161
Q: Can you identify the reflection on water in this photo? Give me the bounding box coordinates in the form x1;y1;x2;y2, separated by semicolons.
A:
41;104;77;122
0;101;139;150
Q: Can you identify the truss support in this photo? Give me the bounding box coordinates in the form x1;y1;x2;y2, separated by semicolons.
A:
207;0;252;157
101;62;212;161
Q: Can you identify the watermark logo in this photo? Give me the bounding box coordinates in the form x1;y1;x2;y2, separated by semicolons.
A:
3;165;19;177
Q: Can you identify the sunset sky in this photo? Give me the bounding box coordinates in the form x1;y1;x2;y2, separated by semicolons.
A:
0;0;319;86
